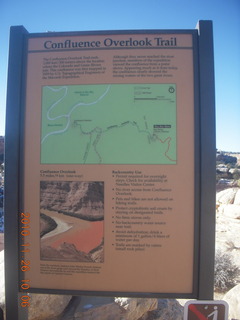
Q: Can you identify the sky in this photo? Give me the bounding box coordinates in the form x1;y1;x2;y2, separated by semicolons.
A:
0;0;239;152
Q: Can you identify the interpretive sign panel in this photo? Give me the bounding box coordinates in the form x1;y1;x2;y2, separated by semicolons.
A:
5;23;215;317
23;31;196;295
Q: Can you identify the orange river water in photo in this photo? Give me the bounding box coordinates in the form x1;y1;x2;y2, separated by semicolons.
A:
41;209;104;253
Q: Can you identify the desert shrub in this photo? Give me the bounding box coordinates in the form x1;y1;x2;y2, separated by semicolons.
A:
233;169;240;181
214;250;239;292
216;153;237;165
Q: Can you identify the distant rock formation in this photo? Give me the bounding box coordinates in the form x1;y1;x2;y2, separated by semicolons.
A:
41;242;94;262
40;181;104;263
40;212;57;237
41;240;104;263
89;239;104;263
40;181;104;221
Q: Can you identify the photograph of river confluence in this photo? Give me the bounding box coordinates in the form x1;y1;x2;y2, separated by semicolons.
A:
40;181;104;263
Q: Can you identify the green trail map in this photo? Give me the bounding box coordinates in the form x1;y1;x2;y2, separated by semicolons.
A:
41;84;176;164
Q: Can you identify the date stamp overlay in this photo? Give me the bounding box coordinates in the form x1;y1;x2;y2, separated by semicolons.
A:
19;212;31;308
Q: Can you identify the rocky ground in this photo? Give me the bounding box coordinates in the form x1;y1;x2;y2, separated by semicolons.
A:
216;187;240;267
214;187;240;319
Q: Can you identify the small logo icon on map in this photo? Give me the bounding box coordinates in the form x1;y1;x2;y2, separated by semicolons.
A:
168;86;175;93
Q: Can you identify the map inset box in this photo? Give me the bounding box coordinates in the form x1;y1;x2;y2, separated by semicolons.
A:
41;84;176;164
